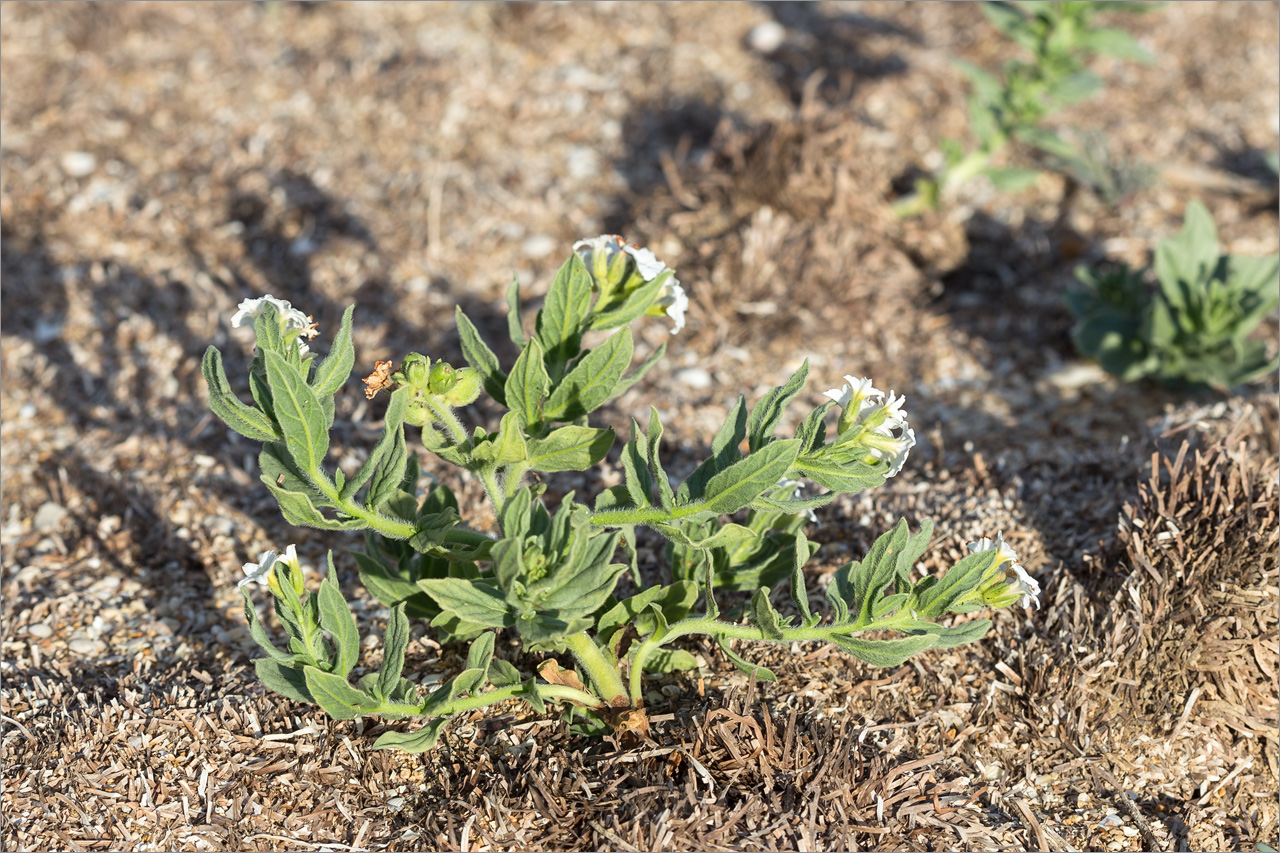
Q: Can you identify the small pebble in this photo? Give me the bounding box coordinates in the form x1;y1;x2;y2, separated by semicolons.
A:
674;367;712;390
27;623;53;640
521;234;557;259
60;151;97;177
33;502;68;533
18;404;35;420
747;21;787;54
68;636;102;655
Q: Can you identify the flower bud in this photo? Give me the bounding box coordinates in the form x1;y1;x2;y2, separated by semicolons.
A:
428;361;456;394
444;367;482;406
400;353;431;388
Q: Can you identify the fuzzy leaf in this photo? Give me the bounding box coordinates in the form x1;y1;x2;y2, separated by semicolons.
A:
262;348;330;476
543;328;633;421
304;668;377;720
372;718;449;753
506;338;551;430
456;307;508;405
376;603;410;699
254;659;314;704
527;426;615;473
317;558;360;678
202;347;282;442
311;305;355;396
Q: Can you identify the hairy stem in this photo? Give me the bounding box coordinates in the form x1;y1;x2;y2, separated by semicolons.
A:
563;631;628;706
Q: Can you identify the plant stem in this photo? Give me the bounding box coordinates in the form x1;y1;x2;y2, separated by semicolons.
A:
627;614;915;706
479;465;506;518
370;681;602;718
424;397;470;446
563;631;628;706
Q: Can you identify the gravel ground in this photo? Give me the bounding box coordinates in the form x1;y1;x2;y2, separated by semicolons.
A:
2;2;1277;851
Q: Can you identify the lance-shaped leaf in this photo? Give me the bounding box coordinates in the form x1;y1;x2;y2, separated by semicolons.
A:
679;396;747;503
718;637;776;681
899;617;992;648
304;668;379;720
506;338;551;431
262;476;363;531
242;590;298;664
456;307;508;405
262;348;330;476
788;532;813;624
311;305;355;396
342;386;409;503
202;347;281;442
506;276;527;346
536;253;592;374
543;328;633;421
698;439;800;515
587;268;670;331
912;549;994;619
747;360;809;452
646;409;676;509
611;341;667;399
790;451;885;494
621;420;654;509
352;551;435;619
652;521;757;551
375;603;410;699
416;577;514;630
749;587;786;640
372;717;450;753
317;557;360;677
489;658;522;688
830;633;937;668
527;426;614;473
254;659;314;704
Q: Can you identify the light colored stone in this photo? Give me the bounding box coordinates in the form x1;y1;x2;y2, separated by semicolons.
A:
60;151;97;177
674;367;712;390
747;21;786;54
33;502;68;533
27;623;53;639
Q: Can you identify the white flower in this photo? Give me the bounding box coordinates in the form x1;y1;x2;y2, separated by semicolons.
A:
238;549;281;588
862;427;916;478
572;235;624;271
823;375;883;410
967;531;1040;609
622;243;667;281
231;295;319;350
655;277;688;333
873;391;909;434
966;530;1021;567
1006;562;1042;609
237;544;303;591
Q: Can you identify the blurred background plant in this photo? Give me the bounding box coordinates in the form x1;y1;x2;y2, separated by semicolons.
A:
1067;200;1279;390
894;0;1157;216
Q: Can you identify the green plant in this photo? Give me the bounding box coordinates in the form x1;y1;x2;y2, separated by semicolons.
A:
1067;201;1279;389
206;238;1040;752
895;0;1154;216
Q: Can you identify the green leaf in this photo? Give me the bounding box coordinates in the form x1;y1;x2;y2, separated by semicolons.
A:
790;452;885;494
343;386;409;503
456;307;508;406
416;578;514;629
489;659;522;688
505;338;551;431
527;426;615;473
252;303;287;354
1155;200;1219;293
262;348;330;476
699;439;800;515
913;550;995;619
830;634;937;667
621;420;654;508
749;587;785;640
376;604;410;699
643;649;699;674
202;347;282;442
465;631;496;683
261;475;363;530
717;637;776;681
506;276;527;346
985;167;1041;192
352;551;435;618
789;532;813;623
902;618;992;648
311;305;355;396
647;409;676;509
611;341;667;399
317;559;360;677
542;328;634;421
536;253;592;373
747;361;809;452
304;667;377;720
372;718;449;753
653;522;758;551
491;411;530;466
242;590;297;663
587;269;670;331
1078;27;1153;63
254;659;314;704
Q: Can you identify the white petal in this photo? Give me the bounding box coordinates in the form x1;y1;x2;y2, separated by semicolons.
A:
622;243;667;281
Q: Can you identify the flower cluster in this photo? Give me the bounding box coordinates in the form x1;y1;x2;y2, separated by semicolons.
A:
824;375;917;477
966;531;1041;609
573;235;688;333
239;544;306;598
231;295;319;354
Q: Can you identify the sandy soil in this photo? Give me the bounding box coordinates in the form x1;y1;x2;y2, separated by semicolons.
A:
2;2;1277;851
